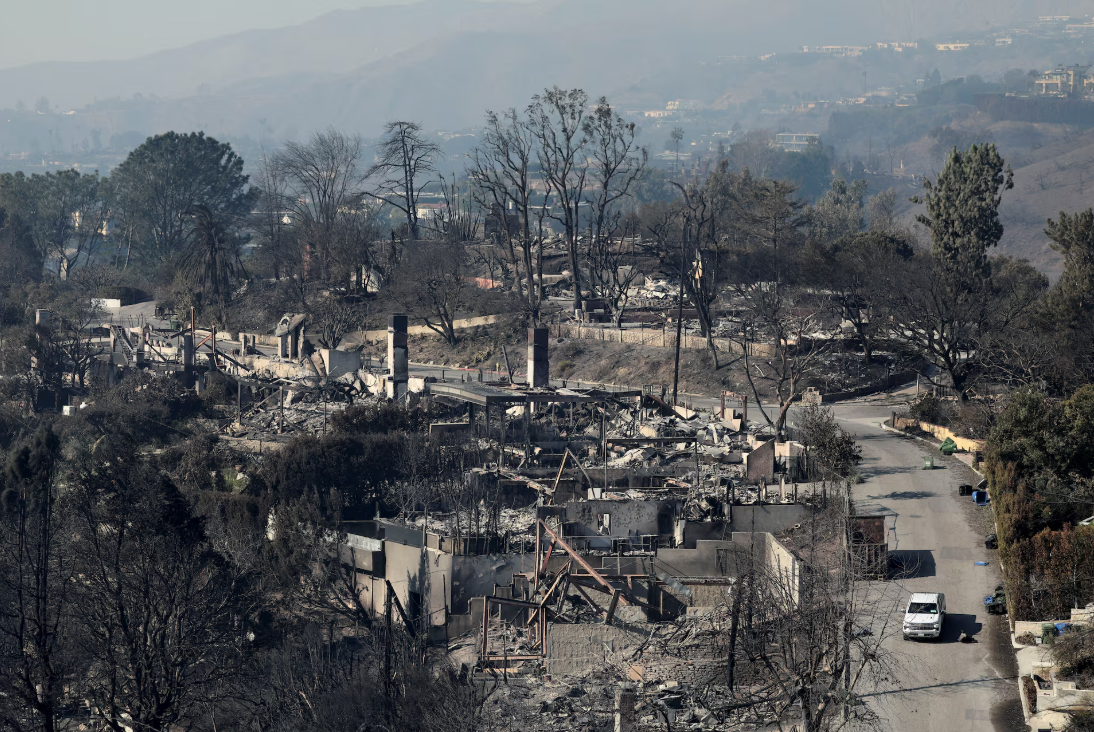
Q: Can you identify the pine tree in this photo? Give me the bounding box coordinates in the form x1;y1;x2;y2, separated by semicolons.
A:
913;142;1013;280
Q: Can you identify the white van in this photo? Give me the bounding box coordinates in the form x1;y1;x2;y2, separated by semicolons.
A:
903;592;946;640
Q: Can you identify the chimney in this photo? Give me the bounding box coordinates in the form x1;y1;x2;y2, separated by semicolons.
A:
614;685;636;732
182;334;195;368
387;313;409;399
527;327;549;388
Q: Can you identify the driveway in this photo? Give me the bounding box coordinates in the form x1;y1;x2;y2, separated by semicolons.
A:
819;398;1021;732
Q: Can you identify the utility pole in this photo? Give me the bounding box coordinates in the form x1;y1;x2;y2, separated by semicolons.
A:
671;225;687;407
601;407;608;490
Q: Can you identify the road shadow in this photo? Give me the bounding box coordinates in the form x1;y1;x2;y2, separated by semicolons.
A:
941;613;982;643
853;432;903;441
859;464;919;480
890;549;936;579
868;490;937;501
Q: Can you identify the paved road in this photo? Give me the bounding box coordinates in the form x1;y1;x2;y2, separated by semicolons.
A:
820;397;1017;732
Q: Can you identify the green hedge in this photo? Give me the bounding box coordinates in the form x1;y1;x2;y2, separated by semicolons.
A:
987;386;1094;620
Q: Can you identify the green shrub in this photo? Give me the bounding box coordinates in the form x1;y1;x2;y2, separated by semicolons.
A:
908;393;947;424
330;402;431;435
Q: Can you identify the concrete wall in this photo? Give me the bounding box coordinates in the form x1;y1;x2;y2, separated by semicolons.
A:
557;322;775;357
728;504;812;533
681;582;734;608
822;370;917;402
678;506;811;547
656;540;743;578
319;348;361;379
449;553;532;614
733;532;801;608
893;416;985;453
561;500;674;549
344;524;534;621
363;541;451;628
745;439;776;483
357;314;503;342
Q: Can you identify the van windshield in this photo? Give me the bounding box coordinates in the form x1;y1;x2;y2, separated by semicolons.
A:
908;602;938;614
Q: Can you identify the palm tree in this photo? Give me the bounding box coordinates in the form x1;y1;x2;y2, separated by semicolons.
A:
179;205;246;307
671;127;685;174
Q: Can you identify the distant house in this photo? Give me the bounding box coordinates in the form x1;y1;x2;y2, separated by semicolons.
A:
774;133;820;152
875;41;917;51
666;99;702;111
802;45;867;57
935;42;970;51
415;203;447;220
1035;65;1093;97
483;203;520;242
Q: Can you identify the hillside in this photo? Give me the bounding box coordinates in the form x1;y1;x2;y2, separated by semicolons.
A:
0;0;530;110
0;0;1067;137
998;129;1094;274
885;116;1094;275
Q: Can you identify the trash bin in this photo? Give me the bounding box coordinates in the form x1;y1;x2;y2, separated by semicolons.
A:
922;456;934;470
959;484;973;496
939;437;958;455
1042;623;1058;646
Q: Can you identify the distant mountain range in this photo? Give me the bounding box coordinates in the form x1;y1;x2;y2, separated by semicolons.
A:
0;0;1072;138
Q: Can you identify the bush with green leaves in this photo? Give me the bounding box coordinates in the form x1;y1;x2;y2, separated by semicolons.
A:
987;385;1094;619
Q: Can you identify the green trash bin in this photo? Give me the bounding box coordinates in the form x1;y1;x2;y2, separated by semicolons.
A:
923;456;934;470
939;437;958;455
169;317;180;331
1042;623;1058;646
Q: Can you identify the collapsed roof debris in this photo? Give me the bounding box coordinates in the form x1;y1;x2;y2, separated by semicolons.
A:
74;310;829;730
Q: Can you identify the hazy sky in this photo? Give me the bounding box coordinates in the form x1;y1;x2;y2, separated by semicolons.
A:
0;0;524;70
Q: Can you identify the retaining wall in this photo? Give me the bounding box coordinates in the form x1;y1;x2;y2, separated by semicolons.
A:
556;323;775;357
892;416;985;453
